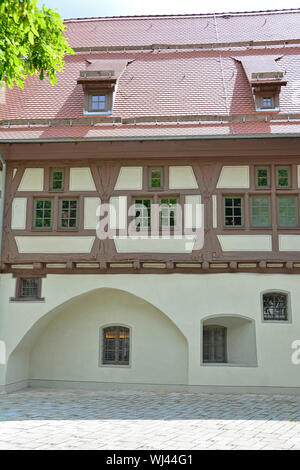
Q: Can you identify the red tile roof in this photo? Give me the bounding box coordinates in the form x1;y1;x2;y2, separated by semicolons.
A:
1;9;300;140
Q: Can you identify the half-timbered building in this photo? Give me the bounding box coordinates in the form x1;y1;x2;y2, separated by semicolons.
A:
1;9;300;393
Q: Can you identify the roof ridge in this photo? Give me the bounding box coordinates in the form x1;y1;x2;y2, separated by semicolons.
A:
64;8;300;23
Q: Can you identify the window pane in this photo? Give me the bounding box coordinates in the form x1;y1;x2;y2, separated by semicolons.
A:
251;196;271;227
224;197;243;227
277;167;290;188
20;279;39;298
34;200;52;228
203;326;226;363
51;169;64;190
103;326;129;365
135;199;151;228
256;167;270;187
278;196;297;227
150;167;163;188
263;294;288;321
160;199;177;228
60;200;78;228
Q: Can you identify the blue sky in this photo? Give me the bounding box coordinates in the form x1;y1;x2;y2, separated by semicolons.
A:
37;0;300;19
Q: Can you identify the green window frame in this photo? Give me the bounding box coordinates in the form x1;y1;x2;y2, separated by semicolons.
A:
277;196;298;227
250;196;271;227
34;199;52;229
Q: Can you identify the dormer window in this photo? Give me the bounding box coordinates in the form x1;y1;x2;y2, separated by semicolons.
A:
86;92;112;114
77;59;131;116
236;55;287;113
262;96;274;109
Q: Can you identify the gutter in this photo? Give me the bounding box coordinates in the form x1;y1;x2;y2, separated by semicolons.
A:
1;133;300;144
0;154;6;266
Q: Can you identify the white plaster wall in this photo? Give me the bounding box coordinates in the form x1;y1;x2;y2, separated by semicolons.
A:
109;196;127;229
279;235;300;251
218;235;272;251
216;166;250;188
1;273;300;390
114;167;143;190
169;166;198;189
184;195;202;229
11;198;27;230
84;197;101;230
69;168;96;191
29;289;188;385
18;168;44;191
15;236;95;253
114;235;196;253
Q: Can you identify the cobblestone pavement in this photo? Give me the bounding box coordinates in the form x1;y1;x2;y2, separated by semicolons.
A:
0;388;300;450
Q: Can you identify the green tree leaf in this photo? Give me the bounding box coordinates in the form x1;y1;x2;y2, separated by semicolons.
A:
0;0;74;88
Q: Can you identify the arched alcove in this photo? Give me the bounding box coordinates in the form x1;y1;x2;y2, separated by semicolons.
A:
6;288;188;389
201;314;258;367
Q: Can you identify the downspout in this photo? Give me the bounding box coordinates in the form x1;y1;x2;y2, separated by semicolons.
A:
0;154;6;265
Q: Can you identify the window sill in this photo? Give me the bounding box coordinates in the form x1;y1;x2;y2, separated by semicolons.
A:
83;110;112;116
10;297;45;303
201;362;257;367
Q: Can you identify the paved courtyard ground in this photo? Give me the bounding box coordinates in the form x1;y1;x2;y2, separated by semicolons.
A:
0;388;300;450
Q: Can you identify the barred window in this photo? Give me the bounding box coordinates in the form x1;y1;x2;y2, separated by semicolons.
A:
102;326;130;365
59;199;78;229
20;279;39;298
203;325;227;363
263;293;288;321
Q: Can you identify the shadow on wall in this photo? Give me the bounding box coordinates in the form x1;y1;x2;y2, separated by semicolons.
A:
5;288;188;389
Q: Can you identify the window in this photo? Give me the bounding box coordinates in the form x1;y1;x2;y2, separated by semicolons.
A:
34;199;52;229
102;326;130;365
160;198;177;228
59;199;79;229
50;169;64;191
149;167;163;189
263;293;288;321
250;196;271;227
86;92;112;114
135;199;151;228
224;196;243;227
278;196;298;227
203;325;227;363
276;166;291;188
262;96;275;109
255;166;270;188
